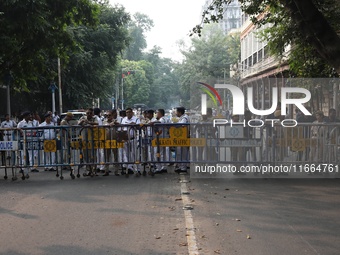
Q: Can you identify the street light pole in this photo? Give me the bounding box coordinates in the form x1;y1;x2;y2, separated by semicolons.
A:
121;73;124;110
48;82;58;113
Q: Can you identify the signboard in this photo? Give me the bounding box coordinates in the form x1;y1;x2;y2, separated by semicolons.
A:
0;141;18;151
225;126;244;138
207;139;261;147
87;127;106;141
152;126;206;147
152;138;206;147
44;140;57;152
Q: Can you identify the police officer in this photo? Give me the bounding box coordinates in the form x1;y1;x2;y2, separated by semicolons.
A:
1;114;17;159
175;107;190;173
39;112;56;171
17;111;37;174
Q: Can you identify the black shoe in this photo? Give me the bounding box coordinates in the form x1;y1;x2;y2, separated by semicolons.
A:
49;168;56;171
100;170;105;173
31;169;39;173
103;172;109;176
121;171;126;175
161;169;168;173
154;170;162;174
128;169;134;175
174;168;181;173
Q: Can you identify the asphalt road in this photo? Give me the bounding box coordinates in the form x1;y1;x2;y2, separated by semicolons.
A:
1;168;340;255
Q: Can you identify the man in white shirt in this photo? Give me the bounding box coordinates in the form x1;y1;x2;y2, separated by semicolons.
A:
175;107;190;173
78;108;98;176
17;111;36;174
39;113;56;171
94;108;105;172
121;107;140;175
102;109;121;176
153;109;170;174
1;114;17;159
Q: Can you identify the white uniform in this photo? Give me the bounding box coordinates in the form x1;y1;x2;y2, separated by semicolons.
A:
1;119;17;158
177;114;190;171
154;116;170;172
121;115;140;172
39;121;56;169
95;115;104;170
1;119;17;140
17;119;35;173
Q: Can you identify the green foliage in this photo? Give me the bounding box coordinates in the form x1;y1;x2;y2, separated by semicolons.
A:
62;4;131;109
177;24;240;108
124;12;154;61
196;0;340;76
0;0;100;89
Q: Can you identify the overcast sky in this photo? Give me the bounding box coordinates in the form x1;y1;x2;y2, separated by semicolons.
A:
109;0;206;61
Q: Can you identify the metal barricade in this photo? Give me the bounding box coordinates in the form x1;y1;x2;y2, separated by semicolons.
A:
264;123;340;165
1;122;338;181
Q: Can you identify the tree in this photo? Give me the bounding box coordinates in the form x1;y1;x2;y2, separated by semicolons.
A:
62;4;131;109
124;12;154;61
142;46;180;109
120;59;151;107
193;0;340;75
177;24;240;108
0;0;100;89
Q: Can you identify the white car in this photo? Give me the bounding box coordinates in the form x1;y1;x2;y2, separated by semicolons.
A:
60;111;86;125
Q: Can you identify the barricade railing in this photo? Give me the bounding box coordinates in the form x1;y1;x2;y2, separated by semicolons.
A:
263;122;340;164
1;122;339;180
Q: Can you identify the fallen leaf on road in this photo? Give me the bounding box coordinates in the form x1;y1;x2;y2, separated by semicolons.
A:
173;228;179;230
179;242;188;246
236;229;242;232
233;219;241;221
201;235;206;238
214;250;221;254
247;235;251;239
155;236;161;239
215;223;219;226
175;198;182;201
225;188;230;190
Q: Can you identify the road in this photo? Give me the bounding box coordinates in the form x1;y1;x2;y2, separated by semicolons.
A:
0;168;340;255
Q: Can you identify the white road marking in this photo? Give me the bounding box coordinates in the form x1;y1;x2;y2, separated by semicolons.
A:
180;174;199;255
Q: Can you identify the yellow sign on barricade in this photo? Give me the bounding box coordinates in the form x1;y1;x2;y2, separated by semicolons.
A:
71;140;123;149
152;138;206;147
87;127;106;141
44;140;57;152
169;126;188;138
152;126;206;147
